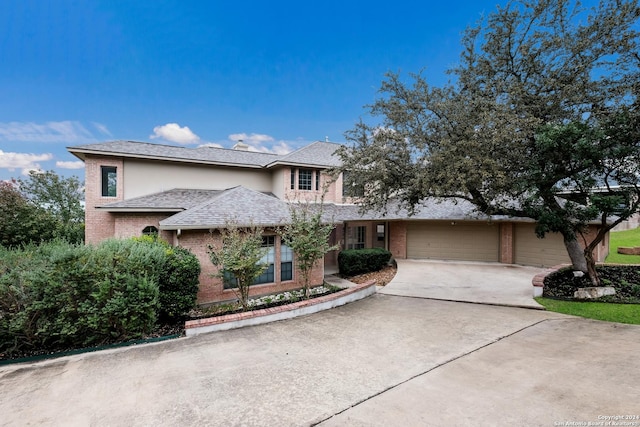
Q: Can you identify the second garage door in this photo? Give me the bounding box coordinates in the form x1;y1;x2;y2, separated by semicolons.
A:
406;221;500;262
514;223;570;267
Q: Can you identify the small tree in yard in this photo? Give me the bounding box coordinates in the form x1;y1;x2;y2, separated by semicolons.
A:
208;224;268;311
281;202;338;299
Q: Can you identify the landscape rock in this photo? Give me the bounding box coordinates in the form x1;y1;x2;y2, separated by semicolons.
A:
573;286;616;299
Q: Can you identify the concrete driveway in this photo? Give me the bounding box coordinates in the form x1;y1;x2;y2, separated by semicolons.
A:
1;294;639;426
381;259;545;309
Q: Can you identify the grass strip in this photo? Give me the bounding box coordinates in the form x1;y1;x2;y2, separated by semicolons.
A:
606;228;640;264
535;297;640;325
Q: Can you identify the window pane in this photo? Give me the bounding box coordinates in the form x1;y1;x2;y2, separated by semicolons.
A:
315;171;320;191
281;261;293;281
255;236;275;284
223;270;238;289
280;243;293;281
101;166;117;197
347;225;367;249
142;226;158;236
281;244;293;262
290;168;296;190
298;169;312;190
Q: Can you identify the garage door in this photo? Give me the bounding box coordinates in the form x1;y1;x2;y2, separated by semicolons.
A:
406;222;500;262
514;223;570;267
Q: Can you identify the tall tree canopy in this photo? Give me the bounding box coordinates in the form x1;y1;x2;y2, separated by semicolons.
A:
338;0;640;284
19;170;85;244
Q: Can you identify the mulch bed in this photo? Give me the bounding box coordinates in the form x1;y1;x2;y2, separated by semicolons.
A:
543;265;640;303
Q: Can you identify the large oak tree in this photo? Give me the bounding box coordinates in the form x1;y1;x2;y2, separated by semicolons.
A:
337;0;640;284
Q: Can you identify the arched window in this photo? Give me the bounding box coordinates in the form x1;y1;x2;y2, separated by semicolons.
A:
142;226;158;236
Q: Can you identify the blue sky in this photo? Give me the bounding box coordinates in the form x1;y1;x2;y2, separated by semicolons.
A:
0;0;515;182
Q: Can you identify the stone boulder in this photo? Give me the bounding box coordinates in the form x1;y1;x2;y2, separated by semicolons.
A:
574;287;616;299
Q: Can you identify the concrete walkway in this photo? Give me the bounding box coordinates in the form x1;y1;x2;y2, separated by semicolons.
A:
1;295;639;426
380;259;545;309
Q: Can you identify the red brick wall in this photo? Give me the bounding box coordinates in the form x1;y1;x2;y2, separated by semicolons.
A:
113;213;173;242
177;229;324;305
84;156;124;244
500;223;514;264
389;221;407;259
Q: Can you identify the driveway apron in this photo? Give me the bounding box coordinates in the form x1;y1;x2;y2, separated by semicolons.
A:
380;259;545;309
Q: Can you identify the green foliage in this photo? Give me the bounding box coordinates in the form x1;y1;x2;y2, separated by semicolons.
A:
338;0;640;282
535;298;640;325
208;224;268;311
0;239;165;357
19;170;85;244
159;246;200;319
0;181;58;248
281;202;338;298
338;248;392;276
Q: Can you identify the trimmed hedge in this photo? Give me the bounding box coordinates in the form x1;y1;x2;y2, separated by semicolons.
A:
0;237;201;357
338;248;392;276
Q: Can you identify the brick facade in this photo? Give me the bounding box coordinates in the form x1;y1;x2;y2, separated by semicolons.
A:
177;229;324;305
389;221;407;259
84;156;124;244
114;213;173;242
499;223;514;264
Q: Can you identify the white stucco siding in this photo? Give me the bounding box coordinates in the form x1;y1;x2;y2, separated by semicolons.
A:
271;168;286;200
123;159;274;198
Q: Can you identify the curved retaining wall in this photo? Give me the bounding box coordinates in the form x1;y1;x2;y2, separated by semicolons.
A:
185;281;377;336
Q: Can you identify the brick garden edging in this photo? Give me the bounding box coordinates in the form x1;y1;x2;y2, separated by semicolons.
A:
532;264;570;297
185;280;377;337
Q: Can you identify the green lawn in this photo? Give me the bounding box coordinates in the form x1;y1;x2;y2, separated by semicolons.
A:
535;297;640;325
605;227;640;264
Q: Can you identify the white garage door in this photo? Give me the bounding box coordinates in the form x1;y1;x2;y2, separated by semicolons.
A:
406;222;500;262
514;223;570;267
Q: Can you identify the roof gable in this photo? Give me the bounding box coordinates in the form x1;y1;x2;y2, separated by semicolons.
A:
267;141;342;168
98;189;224;212
159;186;292;229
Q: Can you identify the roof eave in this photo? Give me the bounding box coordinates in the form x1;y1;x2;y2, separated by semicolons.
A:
97;207;185;213
66;148;266;169
160;222;289;231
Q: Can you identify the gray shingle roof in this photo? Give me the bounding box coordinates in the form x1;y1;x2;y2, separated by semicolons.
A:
68;141;281;168
324;198;518;222
98;189;224;211
159;186;292;229
267;141;342;168
68;140;342;169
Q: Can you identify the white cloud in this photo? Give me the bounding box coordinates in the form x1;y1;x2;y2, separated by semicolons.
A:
0;121;96;143
56;160;85;169
92;122;112;137
150;123;200;145
271;141;293;155
0;150;53;175
228;133;275;146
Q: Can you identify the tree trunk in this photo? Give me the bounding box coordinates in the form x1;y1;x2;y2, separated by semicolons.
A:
584;249;601;287
563;234;588;274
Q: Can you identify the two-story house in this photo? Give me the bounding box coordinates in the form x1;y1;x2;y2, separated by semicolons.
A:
68;140;610;305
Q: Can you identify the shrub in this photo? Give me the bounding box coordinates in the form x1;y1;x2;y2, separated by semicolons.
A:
131;236;201;319
338;248;392;276
0;239;163;356
158;246;201;319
